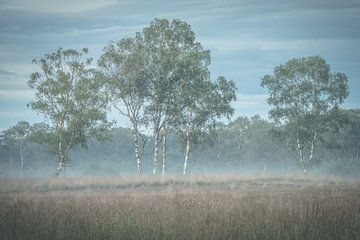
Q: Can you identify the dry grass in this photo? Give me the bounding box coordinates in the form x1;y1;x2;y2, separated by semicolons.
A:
0;175;359;240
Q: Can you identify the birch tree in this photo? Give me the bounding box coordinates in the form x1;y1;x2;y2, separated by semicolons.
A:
28;48;108;177
98;34;149;175
261;56;349;173
142;18;206;174
177;76;236;175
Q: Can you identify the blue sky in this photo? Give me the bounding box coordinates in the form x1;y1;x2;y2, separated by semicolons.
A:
0;0;359;129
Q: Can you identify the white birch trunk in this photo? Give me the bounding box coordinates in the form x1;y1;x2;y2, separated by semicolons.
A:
162;127;168;176
183;136;190;175
297;136;308;174
133;130;142;175
308;132;317;163
53;137;65;177
53;155;65;177
296;137;304;164
152;130;160;175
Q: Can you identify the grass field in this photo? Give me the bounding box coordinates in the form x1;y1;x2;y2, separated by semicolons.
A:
0;175;359;240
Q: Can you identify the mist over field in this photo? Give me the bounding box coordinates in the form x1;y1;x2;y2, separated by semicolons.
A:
2;121;360;178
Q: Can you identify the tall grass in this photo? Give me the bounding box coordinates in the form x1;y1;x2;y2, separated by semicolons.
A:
0;176;359;240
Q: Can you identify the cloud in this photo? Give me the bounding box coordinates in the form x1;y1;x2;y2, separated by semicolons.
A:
232;93;270;118
236;93;267;103
0;110;33;118
0;24;146;51
201;37;360;53
0;89;34;100
0;68;17;76
0;0;118;13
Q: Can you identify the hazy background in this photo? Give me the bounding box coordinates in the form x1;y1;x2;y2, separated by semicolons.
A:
0;0;359;129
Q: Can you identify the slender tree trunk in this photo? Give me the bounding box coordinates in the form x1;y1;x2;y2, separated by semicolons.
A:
357;142;360;161
296;137;304;164
308;132;317;163
53;155;65;177
53;138;65;178
132;127;142;175
183;135;191;175
162;126;168;176
152;129;160;175
19;146;24;177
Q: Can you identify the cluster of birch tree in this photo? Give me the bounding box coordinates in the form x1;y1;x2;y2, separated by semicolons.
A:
26;18;236;177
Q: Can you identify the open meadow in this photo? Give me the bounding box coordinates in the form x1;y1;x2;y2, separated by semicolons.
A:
0;175;360;240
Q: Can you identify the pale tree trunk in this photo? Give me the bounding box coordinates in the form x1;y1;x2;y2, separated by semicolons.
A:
132;127;142;175
152;129;160;175
183;135;191;175
357;142;360;161
53;155;65;177
161;126;168;176
296;137;304;164
303;132;317;175
53;120;66;178
308;132;317;164
53;137;65;178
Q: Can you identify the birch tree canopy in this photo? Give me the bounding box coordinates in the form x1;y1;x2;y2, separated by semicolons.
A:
98;33;149;175
261;56;349;172
28;48;109;177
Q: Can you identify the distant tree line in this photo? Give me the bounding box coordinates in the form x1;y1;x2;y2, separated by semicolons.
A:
1;109;359;177
0;18;356;177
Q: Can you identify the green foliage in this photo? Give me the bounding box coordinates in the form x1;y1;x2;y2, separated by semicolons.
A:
261;56;349;171
143;18;211;132
261;56;348;122
98;33;149;122
176;76;236;146
1;121;31;147
28;48;109;175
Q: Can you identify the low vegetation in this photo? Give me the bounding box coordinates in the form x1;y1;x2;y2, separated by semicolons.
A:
1;176;359;240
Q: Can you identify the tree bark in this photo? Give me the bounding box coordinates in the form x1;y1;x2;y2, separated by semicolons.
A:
53;137;65;178
308;132;317;163
132;129;142;175
183;136;190;175
296;137;304;165
53;155;65;177
152;129;160;175
162;126;168;176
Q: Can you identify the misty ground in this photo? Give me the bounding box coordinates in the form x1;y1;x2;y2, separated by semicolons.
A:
0;175;359;240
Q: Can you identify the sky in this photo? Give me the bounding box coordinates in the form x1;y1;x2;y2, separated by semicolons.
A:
0;0;359;129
